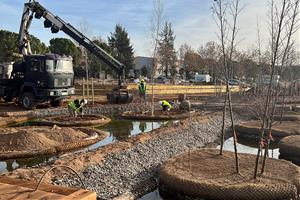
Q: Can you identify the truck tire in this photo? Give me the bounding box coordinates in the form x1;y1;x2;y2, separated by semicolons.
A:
50;100;63;107
21;92;36;110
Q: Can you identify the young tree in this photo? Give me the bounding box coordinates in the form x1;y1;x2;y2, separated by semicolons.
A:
212;0;242;174
49;38;81;66
150;0;165;116
108;24;134;78
256;0;300;177
157;22;177;79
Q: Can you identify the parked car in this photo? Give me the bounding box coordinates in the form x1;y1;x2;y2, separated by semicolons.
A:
154;76;170;84
190;74;211;84
228;79;241;85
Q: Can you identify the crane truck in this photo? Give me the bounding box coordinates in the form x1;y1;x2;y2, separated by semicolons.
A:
0;0;132;109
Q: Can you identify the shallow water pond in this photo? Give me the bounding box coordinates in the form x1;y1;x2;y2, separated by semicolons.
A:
88;120;170;150
0;155;57;174
0;119;169;173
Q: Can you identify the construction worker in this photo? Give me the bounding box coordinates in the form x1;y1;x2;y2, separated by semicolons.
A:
138;79;147;102
68;99;88;117
159;100;172;111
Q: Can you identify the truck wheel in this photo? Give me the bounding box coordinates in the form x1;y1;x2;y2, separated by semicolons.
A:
50;100;63;107
21;92;36;110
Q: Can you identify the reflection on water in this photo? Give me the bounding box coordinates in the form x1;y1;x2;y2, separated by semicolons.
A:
218;137;279;159
88;120;169;150
0;155;57;174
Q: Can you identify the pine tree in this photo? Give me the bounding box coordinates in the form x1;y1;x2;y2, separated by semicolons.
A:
108;24;134;78
157;22;177;78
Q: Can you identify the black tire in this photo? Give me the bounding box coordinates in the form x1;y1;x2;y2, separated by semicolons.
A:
50;100;63;107
21;92;36;110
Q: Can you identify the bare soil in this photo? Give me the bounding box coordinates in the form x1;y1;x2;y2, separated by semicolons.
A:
160;148;300;199
0;126;88;152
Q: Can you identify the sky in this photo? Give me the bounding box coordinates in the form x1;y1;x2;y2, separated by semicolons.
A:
0;0;299;58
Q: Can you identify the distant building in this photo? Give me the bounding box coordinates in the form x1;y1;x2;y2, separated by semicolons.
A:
134;56;154;78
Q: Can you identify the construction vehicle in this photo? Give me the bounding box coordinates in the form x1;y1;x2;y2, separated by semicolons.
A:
0;0;132;109
0;54;75;109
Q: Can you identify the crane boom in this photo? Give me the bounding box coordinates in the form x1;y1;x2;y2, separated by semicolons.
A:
19;1;125;81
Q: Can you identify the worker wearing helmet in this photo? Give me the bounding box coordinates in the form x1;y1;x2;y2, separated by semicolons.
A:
68;99;88;118
138;79;147;102
159;100;172;111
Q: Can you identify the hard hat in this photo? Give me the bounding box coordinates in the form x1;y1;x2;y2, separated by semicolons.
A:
82;99;88;105
140;79;145;82
159;101;163;105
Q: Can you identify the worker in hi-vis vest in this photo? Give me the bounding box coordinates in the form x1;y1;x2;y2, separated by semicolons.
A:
68;99;88;117
159;100;172;111
138;79;147;102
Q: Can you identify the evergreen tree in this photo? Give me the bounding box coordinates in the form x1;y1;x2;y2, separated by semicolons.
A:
0;30;48;62
157;22;177;78
108;24;134;78
49;38;81;66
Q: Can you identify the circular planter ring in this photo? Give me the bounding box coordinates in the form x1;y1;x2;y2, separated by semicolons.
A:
0;127;108;160
273;114;300;121
279;135;300;165
121;110;196;120
37;114;111;127
235;120;300;140
159;148;300;200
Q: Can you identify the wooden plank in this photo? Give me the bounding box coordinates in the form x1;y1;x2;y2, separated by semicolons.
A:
68;190;97;200
0;177;96;200
0;183;68;200
0;176;77;195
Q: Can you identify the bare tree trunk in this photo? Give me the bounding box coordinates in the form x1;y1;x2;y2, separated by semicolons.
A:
213;0;241;173
254;0;290;179
150;0;164;116
260;0;299;174
220;87;227;155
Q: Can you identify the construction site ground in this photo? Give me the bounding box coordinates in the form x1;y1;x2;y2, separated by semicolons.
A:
0;90;299;199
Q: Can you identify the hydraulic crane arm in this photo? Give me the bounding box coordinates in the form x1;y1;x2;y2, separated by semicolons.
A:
18;0;125;83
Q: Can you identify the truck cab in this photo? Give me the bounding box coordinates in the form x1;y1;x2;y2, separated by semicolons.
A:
0;53;75;109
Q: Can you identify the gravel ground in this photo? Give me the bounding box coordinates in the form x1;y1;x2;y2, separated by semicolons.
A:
54;113;239;199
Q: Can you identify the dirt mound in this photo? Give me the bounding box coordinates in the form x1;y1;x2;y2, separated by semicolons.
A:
159;148;300;200
279;135;300;165
0;126;88;152
235;120;300;139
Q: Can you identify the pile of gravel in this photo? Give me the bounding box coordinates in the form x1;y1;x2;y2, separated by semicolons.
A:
54;114;237;199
